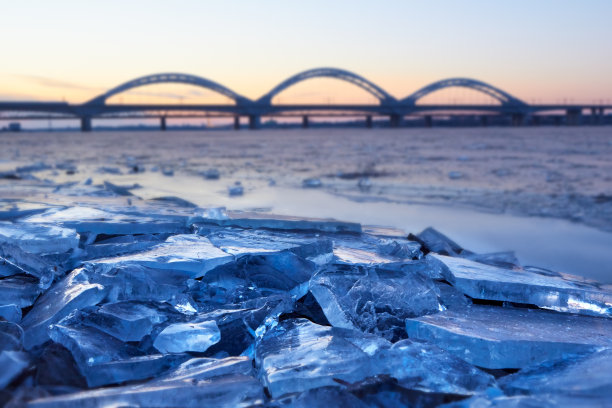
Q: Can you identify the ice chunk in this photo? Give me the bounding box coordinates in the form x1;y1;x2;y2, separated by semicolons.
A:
23;206;189;236
256;319;494;399
35;343;87;387
405;304;612;369
0;304;22;322
153;321;220;354
49;318;188;387
82;301;169;342
255;318;389;398
205;228;333;259
0;222;79;254
91;234;233;279
103;181;135;196
0;321;24;352
201;250;316;304
302;177;322;188
195;211;362;233
0;351;29;388
0;257;23;277
331;232;422;266
310;264;442;341
88;264;192;303
82;233;168;260
202;168;220;179
198;295;293;356
500;348;612;398
21;268;106;349
409;227;465;256
0;222;79;279
0;275;42;308
158;356;254;383
228;182;244;196
430;254;612;317
28;374;264;408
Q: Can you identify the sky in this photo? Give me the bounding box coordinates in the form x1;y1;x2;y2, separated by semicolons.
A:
1;0;612;105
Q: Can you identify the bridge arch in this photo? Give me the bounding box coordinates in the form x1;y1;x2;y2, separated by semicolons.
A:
401;78;526;107
85;73;251;105
257;68;396;105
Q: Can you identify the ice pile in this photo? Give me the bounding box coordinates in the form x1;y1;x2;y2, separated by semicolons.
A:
0;200;611;407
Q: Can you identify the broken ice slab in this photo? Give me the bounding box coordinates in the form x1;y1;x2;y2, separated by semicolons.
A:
82;301;171;342
0;222;80;279
0;200;57;221
200;250;316;304
309;264;441;341
228;182;244;196
202;168;220;179
0;275;42;308
49;318;188;387
409;227;466;256
103;181;136;196
194;210;362;233
205;228;333;260
302;177;322;188
153;321;220;354
0;351;29;388
430;253;612;317
255;319;494;399
441;394;598;408
331;233;422;266
23;206;189;237
500;348;612;399
28;374;264;408
82;233;169;260
157;356;254;383
21;268;106;350
90;234;233;279
87;264;193;304
197;295;293;356
0;222;79;254
0;321;24;352
405;304;612;369
0;258;23;277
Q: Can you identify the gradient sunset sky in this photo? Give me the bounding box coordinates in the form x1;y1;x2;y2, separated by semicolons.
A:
1;0;611;105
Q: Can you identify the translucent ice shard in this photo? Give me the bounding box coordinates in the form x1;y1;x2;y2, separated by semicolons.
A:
28;374;264;408
23;206;189;237
0;304;22;322
500;348;612;398
310;264;442;340
0;351;29;388
405;304;612;369
255;319;494;399
21;268;106;349
0;222;79;279
430;253;612;317
410;227;465;256
0;275;42;308
82;233;168;260
153;321;221;354
49;318;188;387
158;356;254;383
82;301;169;342
201;250;316;303
91;234;233;278
198;295;293;356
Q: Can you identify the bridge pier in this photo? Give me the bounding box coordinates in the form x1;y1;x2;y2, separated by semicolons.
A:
233;116;240;130
511;113;524;126
365;115;373;128
530;115;540;126
80;116;92;132
302;115;309;129
160;117;167;131
480;115;489;127
566;108;582;126
424;115;432;128
389;114;402;128
248;115;260;130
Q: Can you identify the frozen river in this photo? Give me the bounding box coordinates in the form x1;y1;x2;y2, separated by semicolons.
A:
1;127;611;282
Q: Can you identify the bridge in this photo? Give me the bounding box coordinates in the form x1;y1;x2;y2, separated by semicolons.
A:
0;68;610;131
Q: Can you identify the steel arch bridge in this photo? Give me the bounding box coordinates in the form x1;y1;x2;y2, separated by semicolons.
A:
256;68;397;105
401;77;527;107
85;73;251;106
